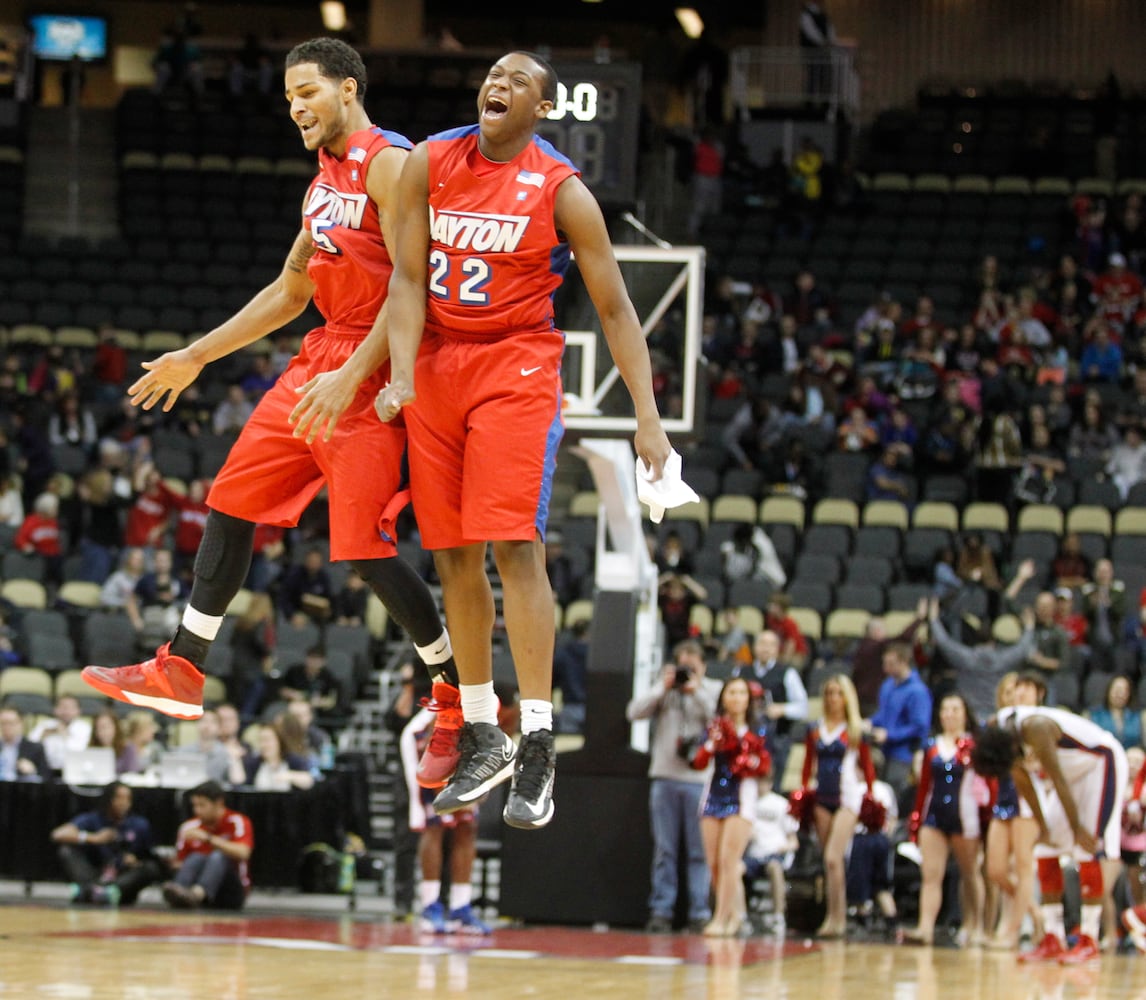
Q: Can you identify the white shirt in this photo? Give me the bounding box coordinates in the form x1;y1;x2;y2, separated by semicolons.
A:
28;717;92;770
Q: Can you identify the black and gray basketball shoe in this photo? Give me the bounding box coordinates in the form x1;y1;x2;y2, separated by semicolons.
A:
431;722;516;814
502;729;556;830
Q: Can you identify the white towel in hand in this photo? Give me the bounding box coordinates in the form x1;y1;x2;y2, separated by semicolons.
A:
635;448;700;524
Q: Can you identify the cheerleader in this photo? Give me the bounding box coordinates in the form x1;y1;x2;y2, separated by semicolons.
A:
691;677;772;936
983;672;1043;949
903;693;984;946
797;674;877;939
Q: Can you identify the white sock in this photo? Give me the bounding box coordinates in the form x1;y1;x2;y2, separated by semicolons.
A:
459;682;499;726
1080;902;1102;942
520;699;553;735
449;882;473;912
1041;903;1065;945
420;879;441;909
415;631;453;666
181;606;223;641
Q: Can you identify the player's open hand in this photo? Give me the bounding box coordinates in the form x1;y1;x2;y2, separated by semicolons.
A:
128;350;204;411
375;376;415;423
634;420;671;482
290;369;357;444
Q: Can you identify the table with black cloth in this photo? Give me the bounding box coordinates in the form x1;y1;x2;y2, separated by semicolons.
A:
0;763;366;889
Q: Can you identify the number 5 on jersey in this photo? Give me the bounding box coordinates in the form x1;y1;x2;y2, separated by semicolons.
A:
429;250;491;305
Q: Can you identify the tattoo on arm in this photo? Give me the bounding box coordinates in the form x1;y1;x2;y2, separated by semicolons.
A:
286;239;317;275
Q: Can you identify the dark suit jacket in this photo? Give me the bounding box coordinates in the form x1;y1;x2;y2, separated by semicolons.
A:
12;739;52;781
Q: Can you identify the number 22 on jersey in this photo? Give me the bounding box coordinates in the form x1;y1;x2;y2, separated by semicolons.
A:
428;250;491;305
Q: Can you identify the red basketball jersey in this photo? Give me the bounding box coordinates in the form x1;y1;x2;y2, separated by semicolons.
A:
423;125;579;343
304;126;413;335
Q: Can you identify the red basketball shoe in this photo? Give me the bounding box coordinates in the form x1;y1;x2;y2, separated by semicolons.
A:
416;681;463;789
1058;934;1101;964
82;643;204;720
1017;932;1066;963
1123;904;1146;953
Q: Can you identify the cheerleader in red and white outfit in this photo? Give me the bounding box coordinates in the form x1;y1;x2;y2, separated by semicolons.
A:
795;674;878;939
691;677;771;937
903;693;985;946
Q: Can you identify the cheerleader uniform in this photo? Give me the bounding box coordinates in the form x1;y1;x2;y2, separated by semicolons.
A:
913;736;980;839
694;722;771;820
801;721;876;815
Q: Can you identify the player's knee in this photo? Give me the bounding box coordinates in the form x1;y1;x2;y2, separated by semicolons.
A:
491;538;545;578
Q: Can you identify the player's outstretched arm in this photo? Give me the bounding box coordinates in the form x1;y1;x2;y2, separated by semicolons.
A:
128;230;317;412
555;175;670;480
376;142;431;423
290;144;408;443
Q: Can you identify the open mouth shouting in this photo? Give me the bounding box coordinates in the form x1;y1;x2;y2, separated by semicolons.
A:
481;95;508;122
297;117;321;141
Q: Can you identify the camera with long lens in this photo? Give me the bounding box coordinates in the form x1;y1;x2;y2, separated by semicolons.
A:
673;665;693;688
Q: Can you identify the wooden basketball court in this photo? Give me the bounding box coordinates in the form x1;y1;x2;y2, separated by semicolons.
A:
1;902;1142;999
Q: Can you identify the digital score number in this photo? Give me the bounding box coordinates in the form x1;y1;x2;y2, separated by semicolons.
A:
539;60;641;208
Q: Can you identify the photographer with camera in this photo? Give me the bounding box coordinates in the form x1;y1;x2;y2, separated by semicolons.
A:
627;638;720;933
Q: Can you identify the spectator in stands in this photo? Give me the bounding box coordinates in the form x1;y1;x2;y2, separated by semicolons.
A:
553;618;589;735
172;479;210;577
658;571;708;648
246;523;286;595
837;406;879;453
151;28;204;98
0;705;51;781
127;548;187;651
1006;567;1071;704
655;529;695;576
51;781;164;906
1052;534;1092;590
865;445;912;504
331;567;370;626
774;438;817;500
626;639;718;933
1080;324;1124;383
49;393;98;451
280;646;340;716
279;547;334;627
927;599;1036;722
212;385;253;437
75;470;125;585
1014;423;1065;504
1081;559;1127;675
88;709;129;775
1107;423;1146;500
976;410;1023;507
687;126;724;238
880;407;918;463
851;599;928;717
732;630;808;781
228;32;274;98
188;708;234;784
1093;251;1143;314
29;695;92;772
722;397;785;472
231;592;276;722
215;703;251;773
0;471;23;527
1086;675;1141;751
15;491;62;584
956;533;1002;618
785;269;829;330
722;524;786;589
239;354;277;399
236;723;314;791
123;463;180;552
118;711;163;775
162;781;254;910
92;324;127;400
866;642;932;805
100;547;146;611
286;699;332;770
1069;398;1119;470
765;593;808;669
1055;586;1089;649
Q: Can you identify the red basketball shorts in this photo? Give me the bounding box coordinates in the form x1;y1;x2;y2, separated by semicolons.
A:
207;328;407;561
405;330;565;549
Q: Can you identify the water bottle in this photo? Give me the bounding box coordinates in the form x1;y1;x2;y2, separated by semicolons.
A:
339;849;356;894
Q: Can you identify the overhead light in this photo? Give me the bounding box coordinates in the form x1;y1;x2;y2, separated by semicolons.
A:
675;7;704;39
320;1;346;31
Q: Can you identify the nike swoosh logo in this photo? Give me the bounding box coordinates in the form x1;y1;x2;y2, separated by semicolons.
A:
520;366;542;376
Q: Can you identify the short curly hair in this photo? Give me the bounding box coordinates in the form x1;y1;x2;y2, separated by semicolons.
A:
285;37;367;103
969;723;1022;780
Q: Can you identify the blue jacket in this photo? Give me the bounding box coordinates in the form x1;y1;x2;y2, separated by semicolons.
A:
871;670;932;763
